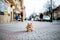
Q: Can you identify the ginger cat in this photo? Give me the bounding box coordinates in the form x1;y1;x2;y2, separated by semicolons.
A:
26;23;34;32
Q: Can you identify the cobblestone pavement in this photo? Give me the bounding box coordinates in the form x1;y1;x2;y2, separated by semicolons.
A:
0;21;60;40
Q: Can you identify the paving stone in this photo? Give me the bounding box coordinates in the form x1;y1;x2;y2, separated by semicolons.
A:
0;21;60;40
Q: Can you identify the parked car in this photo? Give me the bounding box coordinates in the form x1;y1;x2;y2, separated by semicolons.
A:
34;16;40;21
56;17;60;20
43;15;50;21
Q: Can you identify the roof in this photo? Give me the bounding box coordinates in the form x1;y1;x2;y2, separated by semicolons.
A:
53;5;60;12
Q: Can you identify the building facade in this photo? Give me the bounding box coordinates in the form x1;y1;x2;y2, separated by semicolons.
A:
0;0;26;24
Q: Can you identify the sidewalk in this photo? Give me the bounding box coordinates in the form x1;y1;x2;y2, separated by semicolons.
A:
0;21;60;40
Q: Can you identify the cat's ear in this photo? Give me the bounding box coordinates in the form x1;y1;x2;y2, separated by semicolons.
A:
30;22;32;24
27;23;29;25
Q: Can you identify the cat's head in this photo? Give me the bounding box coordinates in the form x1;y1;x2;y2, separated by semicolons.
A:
27;22;32;26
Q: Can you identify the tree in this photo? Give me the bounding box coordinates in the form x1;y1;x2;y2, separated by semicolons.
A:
44;0;56;22
44;0;56;11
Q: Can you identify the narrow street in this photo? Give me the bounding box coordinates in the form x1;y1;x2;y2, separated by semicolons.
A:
0;21;60;40
0;0;60;40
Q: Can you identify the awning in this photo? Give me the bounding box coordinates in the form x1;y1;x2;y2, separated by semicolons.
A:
7;0;15;6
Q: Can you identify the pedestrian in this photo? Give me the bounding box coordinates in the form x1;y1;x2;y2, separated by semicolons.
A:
40;13;43;21
20;12;23;21
15;14;19;20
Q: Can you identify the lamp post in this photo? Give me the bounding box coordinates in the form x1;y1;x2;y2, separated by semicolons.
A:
50;0;53;22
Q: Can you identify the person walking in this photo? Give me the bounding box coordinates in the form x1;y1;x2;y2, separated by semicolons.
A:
20;12;23;22
15;14;19;21
40;13;43;21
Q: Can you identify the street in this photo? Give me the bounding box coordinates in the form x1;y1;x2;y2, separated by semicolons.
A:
0;21;60;40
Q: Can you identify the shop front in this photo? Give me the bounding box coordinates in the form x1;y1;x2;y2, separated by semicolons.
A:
0;0;11;24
